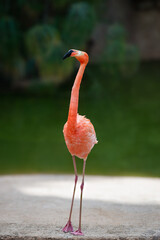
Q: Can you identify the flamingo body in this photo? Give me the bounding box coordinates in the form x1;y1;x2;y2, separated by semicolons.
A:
63;114;97;160
62;49;97;235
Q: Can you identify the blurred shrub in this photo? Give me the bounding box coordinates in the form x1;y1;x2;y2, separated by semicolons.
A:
26;24;58;59
38;43;73;84
102;24;139;78
0;1;97;92
62;2;96;48
26;24;73;83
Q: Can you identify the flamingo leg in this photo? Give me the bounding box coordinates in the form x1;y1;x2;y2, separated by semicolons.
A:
62;155;78;233
71;159;86;236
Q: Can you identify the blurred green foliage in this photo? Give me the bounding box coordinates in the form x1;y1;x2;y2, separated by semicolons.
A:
26;24;73;83
0;0;97;88
102;24;139;78
26;25;59;58
0;0;140;91
62;2;96;47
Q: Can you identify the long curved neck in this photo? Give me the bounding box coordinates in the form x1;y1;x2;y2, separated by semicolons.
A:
67;63;86;128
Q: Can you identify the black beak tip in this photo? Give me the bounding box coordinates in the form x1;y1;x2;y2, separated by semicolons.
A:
63;49;74;60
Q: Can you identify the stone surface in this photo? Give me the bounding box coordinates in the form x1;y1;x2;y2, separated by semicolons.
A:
0;175;160;240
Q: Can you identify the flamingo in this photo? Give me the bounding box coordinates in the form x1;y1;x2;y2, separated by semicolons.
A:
62;49;98;236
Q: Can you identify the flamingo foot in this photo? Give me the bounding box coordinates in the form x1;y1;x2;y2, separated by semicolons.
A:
71;229;83;236
62;220;74;233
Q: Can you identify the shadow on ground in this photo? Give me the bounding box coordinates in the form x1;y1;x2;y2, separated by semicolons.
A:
0;175;160;239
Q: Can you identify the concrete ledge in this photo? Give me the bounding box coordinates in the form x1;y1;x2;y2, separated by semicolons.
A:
0;237;159;240
0;175;160;240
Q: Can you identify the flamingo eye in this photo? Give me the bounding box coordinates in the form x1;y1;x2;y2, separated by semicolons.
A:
71;50;83;57
77;51;82;56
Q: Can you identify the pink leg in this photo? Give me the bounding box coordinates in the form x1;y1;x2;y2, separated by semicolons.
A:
72;160;86;236
62;156;78;233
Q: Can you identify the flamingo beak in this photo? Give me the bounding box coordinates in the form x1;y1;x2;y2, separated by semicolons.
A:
63;49;74;60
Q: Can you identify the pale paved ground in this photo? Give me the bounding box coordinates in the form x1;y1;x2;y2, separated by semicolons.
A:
0;175;160;240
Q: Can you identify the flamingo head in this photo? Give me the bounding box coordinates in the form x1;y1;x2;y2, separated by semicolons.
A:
63;49;89;64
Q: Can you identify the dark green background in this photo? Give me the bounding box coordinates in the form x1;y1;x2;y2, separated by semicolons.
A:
1;64;160;176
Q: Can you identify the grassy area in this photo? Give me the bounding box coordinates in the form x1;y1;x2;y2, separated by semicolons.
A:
0;63;160;176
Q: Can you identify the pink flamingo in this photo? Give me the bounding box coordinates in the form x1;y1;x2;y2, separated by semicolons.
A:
62;49;98;235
